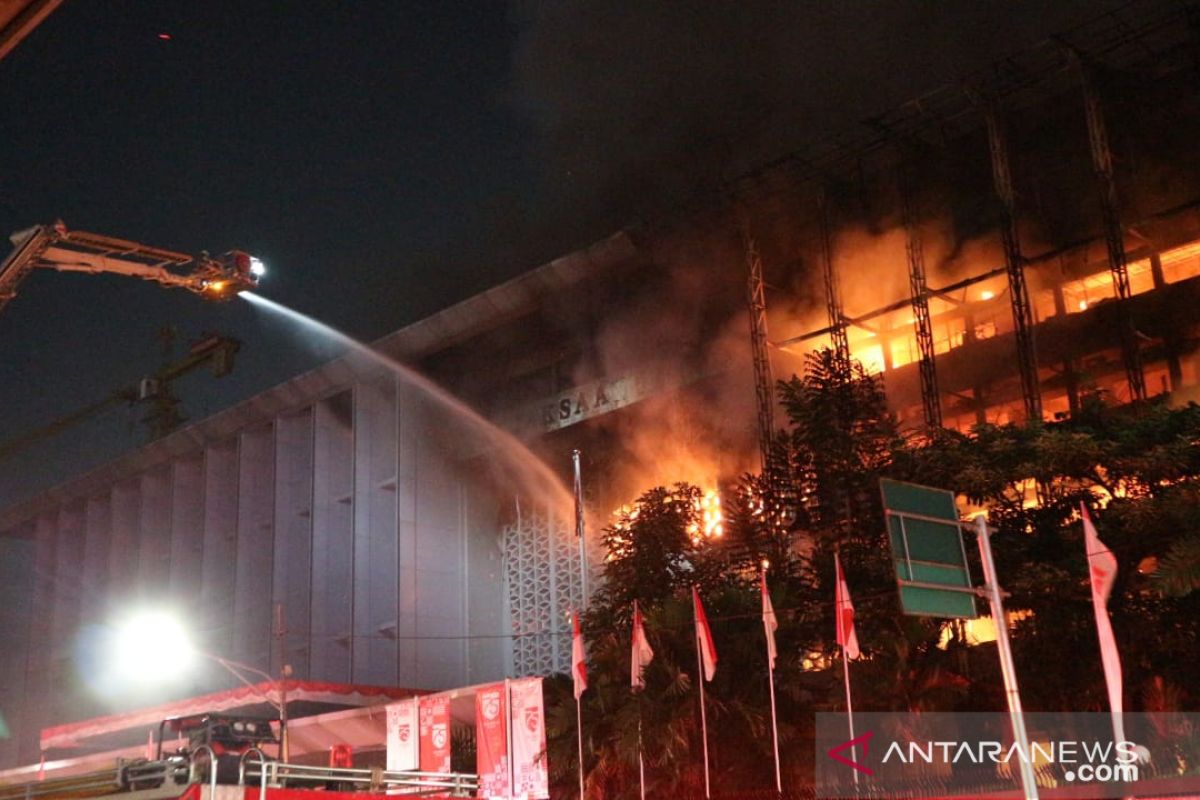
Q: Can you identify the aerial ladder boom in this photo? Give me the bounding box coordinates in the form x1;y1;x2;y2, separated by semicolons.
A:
0;222;264;316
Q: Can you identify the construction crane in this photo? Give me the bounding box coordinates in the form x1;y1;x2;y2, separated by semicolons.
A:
0;221;264;316
0;331;241;461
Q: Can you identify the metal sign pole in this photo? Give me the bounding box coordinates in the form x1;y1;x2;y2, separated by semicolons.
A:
572;450;589;606
975;515;1039;800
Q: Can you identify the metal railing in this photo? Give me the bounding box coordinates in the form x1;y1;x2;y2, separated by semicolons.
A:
240;760;478;798
0;750;477;800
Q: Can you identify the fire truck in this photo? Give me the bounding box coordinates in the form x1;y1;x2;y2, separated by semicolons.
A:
0;712;477;800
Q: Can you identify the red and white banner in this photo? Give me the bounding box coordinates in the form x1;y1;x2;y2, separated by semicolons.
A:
475;683;510;799
631;600;653;691
761;570;778;672
385;697;419;771
835;551;861;660
572;612;588;700
418;695;451;775
692;586;717;681
1082;503;1125;744
509;677;549;799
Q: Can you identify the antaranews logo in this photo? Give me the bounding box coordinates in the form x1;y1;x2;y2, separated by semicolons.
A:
815;712;1186;799
825;731;874;776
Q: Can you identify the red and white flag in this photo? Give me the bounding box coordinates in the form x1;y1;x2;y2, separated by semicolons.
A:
572;611;588;700
693;586;718;681
631;600;653;691
761;570;778;671
1082;503;1124;742
835;551;860;660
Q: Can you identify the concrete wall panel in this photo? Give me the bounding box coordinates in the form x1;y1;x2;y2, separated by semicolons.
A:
136;467;173;601
311;392;354;682
168;456;205;607
233;424;275;671
107;481;141;615
200;441;238;667
353;378;399;685
272;409;313;678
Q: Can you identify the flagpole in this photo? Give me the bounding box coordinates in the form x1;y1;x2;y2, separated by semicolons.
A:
572;450;589;606
835;549;859;788
694;588;712;800
638;599;648;800
576;693;585;800
1082;504;1126;749
975;515;1039;800
840;636;858;788
638;717;647;800
764;568;782;794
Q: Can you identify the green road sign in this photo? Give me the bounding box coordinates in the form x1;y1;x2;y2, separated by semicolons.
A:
880;478;978;619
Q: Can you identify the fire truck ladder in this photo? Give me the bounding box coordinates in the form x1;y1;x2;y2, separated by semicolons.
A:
0;222;261;317
1074;51;1147;402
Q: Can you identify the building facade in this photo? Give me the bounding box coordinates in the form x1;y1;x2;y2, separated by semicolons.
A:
4;0;1200;769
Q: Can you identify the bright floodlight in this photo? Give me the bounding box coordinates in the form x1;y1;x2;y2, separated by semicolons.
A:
112;610;195;682
249;257;267;277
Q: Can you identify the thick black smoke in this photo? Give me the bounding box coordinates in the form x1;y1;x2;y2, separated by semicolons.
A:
508;0;1126;237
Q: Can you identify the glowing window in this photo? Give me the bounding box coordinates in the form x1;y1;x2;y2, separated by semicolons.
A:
1033;288;1059;321
933;317;966;354
1062;270;1117;312
974;318;997;341
1160;240;1200;284
890;336;916;369
852;343;885;374
1127;258;1155;295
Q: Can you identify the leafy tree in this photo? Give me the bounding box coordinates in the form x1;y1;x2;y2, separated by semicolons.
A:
543;353;1200;797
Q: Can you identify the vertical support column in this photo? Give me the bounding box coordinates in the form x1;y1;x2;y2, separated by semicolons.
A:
201;441;239;672
107;480;142;615
1075;55;1146;403
900;166;943;430
741;219;776;467
50;505;85;725
233;424;276;670
412;396;469;689
396;380;420;686
311;391;354;683
980;103;1043;422
21;512;57;764
273;409;314;680
818;188;852;382
77;497;111;623
137;467;173;601
352;378;399;685
169;456;205;610
463;481;505;684
0;529;34;767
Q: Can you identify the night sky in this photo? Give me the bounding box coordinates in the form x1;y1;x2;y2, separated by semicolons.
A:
0;1;1122;507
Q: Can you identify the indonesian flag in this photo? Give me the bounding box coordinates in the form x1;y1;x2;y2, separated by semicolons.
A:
1082;503;1125;744
572;611;587;700
693;586;718;681
835;551;860;660
631;600;653;691
761;570;778;671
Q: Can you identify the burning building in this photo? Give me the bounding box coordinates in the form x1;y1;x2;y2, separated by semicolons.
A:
3;0;1200;772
